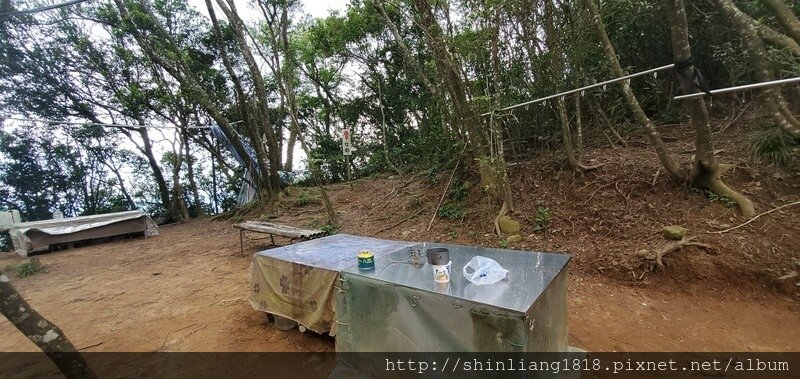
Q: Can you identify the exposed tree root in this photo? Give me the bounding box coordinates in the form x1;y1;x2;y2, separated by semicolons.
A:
493;201;509;237
579;162;606;171
704;178;755;218
640;236;713;271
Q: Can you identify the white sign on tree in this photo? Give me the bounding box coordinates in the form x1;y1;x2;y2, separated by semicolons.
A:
342;128;352;156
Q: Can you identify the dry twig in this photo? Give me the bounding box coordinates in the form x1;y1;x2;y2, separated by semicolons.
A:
581;182;614;205
427;147;466;231
376;208;425;234
707;200;800;234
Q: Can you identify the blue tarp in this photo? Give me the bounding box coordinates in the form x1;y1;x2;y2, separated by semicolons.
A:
210;124;300;204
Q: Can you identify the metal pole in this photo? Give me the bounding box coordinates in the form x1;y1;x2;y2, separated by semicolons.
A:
482;63;676;116
673;77;800;100
346;155;352;184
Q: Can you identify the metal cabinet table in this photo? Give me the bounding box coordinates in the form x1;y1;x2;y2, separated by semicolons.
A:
334;243;570;352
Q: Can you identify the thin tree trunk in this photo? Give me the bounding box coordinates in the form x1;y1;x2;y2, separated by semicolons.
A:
414;0;489;155
574;94;585;162
215;0;282;197
587;0;686;180
545;0;600;172
714;0;800;137
372;0;456;137
596;116;618;148
590;97;628;147
488;2;514;213
137;125;176;220
557;97;581;171
256;1;337;224
211;142;219;214
761;0;800;45
410;0;513;206
171;132;189;221
0;273;98;379
666;0;755;217
258;1;295;173
115;0;267;202
377;80;402;175
284;130;296;172
183;129;203;217
105;159;136;210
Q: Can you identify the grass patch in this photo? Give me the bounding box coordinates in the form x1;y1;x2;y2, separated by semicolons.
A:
321;223;337;235
4;258;43;278
295;190;320;207
750;128;797;168
438;202;468;219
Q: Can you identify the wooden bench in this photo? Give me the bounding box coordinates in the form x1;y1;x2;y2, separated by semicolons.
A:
233;221;326;256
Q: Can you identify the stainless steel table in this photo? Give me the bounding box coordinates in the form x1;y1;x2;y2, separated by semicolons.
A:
335;243;570;352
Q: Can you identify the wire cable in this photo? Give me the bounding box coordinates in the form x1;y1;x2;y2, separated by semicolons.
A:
0;0;92;17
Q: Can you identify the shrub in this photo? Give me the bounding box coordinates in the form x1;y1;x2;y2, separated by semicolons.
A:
499;238;509;249
534;206;551;233
707;190;736;207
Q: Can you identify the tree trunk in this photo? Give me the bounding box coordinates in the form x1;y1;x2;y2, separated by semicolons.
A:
574;94;585;162
753;15;800;54
596;117;618;148
183;129;203;217
377;80;402;175
666;0;755;218
106;159;136;210
714;0;800;137
410;0;514;209
115;0;268;203
211;142;219;214
557;96;582;171
587;0;686;181
171;132;190;221
761;0;800;45
0;273;98;379
256;1;337;224
545;0;599;172
372;0;456;137
216;0;282;198
489;3;514;212
284;128;296;172
138;125;176;220
589;96;628;147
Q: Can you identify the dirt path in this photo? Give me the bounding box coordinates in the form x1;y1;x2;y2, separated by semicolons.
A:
1;218;797;352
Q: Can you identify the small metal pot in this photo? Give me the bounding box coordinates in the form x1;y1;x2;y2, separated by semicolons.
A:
426;247;450;265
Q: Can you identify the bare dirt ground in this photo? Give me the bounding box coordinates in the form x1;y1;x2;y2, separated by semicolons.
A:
0;219;798;352
1;118;799;352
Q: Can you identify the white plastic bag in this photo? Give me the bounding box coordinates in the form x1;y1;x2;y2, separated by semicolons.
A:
462;256;509;285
